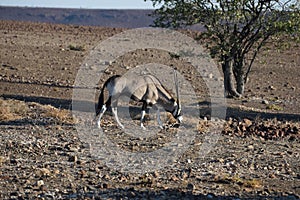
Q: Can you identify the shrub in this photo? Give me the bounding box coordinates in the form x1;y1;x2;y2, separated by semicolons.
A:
68;44;85;51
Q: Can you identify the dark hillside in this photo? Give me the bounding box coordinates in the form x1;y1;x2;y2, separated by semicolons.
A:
0;6;155;28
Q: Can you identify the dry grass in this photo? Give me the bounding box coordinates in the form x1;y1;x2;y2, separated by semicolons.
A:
0;98;28;121
266;104;284;111
214;174;263;189
41;105;78;124
0;98;77;124
242;179;263;189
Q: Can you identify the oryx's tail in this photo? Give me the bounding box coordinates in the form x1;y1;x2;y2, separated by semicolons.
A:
96;75;121;116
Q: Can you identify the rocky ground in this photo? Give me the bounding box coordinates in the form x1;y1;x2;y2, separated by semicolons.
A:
0;20;300;199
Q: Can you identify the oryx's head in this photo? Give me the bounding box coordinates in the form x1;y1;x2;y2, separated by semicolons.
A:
173;69;183;124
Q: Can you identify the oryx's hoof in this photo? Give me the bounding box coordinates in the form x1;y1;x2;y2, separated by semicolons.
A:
172;123;180;128
140;124;146;130
96;121;101;129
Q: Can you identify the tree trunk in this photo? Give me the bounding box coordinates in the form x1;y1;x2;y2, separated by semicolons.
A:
222;59;241;98
234;60;245;95
236;73;245;95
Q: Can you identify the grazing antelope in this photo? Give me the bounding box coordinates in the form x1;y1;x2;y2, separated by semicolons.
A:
95;71;182;130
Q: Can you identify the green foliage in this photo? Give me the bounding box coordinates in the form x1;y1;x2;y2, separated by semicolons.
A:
146;0;300;96
147;0;300;59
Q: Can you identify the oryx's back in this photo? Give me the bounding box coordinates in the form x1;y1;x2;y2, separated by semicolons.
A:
143;75;173;101
128;75;172;103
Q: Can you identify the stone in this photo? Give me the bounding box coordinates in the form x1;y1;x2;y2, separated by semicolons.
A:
37;180;44;187
262;99;269;105
243;118;253;127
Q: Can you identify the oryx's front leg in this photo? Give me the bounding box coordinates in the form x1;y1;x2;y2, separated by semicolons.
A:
96;105;107;129
153;105;163;129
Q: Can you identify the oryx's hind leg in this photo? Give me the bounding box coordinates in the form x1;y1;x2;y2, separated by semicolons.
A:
112;107;124;129
153;105;163;129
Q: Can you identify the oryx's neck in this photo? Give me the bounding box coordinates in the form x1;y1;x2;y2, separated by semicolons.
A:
158;97;177;114
156;87;177;112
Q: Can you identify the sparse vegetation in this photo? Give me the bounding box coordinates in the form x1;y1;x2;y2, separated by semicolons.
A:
0;98;28;121
68;44;85;51
41;105;78;124
242;179;263;189
266;104;284;111
0;98;77;124
214;174;263;189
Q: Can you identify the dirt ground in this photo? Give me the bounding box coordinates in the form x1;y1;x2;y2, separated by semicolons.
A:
0;20;300;199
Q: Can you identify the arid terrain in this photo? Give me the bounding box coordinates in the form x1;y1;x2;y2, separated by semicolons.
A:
0;20;300;199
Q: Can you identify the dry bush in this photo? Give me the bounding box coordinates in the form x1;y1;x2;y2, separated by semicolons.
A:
266;104;283;111
68;44;85;51
0;98;28;121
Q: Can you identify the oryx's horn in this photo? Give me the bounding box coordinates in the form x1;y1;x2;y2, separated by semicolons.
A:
173;69;181;111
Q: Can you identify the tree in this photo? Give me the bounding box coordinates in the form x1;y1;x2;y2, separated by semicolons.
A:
145;0;300;97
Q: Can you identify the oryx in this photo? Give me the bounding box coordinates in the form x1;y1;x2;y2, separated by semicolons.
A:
95;71;182;130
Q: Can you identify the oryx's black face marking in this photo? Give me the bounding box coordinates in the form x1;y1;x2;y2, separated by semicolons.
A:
171;100;183;124
95;71;182;129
